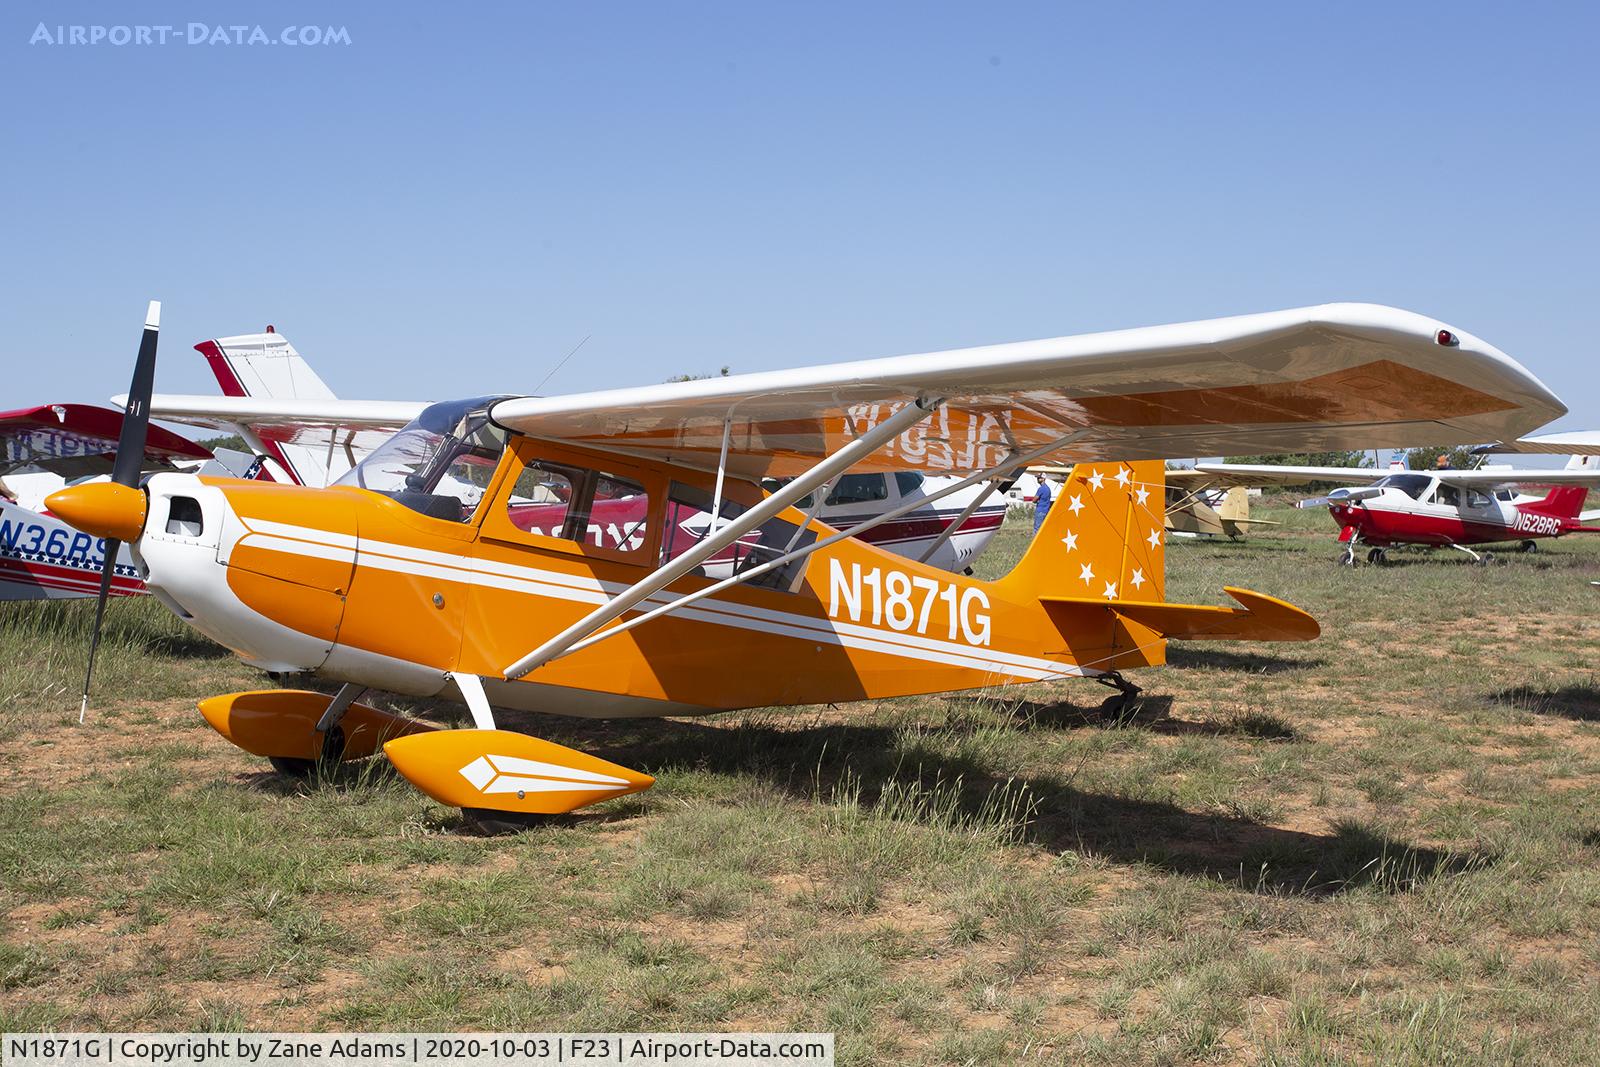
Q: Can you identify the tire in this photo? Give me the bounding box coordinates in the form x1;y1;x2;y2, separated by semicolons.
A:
266;726;346;780
463;807;546;835
1366;547;1387;565
1519;540;1538;553
268;756;318;779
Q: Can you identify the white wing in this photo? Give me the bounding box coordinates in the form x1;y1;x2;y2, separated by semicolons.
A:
1191;463;1390;487
489;303;1563;478
125;395;425;487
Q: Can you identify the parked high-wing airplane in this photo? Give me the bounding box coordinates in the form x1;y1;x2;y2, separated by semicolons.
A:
0;404;210;600
52;302;1564;828
143;329;1011;572
1193;448;1600;564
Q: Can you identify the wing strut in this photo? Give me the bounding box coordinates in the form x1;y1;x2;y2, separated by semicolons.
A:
501;398;941;680
915;473;1007;564
544;428;1089;664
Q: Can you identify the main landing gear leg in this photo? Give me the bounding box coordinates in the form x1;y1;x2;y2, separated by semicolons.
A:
270;683;368;778
1445;542;1494;565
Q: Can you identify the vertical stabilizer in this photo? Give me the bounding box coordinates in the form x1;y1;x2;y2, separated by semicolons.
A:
195;331;342;487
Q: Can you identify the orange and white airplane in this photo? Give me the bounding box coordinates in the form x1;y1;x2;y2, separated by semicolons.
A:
49;302;1564;829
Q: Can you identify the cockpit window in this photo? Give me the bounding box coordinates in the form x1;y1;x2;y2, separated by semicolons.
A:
335;395;514;522
1372;473;1432;500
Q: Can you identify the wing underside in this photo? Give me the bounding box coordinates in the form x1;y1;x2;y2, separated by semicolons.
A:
488;304;1564;477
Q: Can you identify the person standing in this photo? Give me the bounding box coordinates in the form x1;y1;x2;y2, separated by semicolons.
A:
1033;473;1054;533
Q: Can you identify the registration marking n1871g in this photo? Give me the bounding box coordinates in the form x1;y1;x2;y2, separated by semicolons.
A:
828;559;991;645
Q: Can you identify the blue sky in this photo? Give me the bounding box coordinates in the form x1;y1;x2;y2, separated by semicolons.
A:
2;2;1596;439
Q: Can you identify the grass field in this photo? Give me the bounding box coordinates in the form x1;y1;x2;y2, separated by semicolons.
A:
3;502;1599;1064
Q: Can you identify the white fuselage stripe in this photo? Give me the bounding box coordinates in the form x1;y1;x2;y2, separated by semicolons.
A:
235;518;1090;682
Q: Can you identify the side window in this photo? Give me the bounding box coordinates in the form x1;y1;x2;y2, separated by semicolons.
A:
1435;484;1461;508
1466;489;1493;509
501;458;651;555
661;481;815;592
895;471;925;497
505;461;581;539
827;473;889;506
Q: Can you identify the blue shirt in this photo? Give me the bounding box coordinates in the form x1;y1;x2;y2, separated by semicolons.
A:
1034;479;1053;532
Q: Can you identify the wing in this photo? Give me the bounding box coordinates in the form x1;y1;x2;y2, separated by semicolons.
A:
488;303;1564;478
127;395;425;488
0;403;210;479
1491;430;1600;457
1436;468;1600;490
1191;463;1389;487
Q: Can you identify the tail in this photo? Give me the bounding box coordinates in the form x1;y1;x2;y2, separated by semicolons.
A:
999;460;1316;674
1521;485;1589;521
196;329;341;487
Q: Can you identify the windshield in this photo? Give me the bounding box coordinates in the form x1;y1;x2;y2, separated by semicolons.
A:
335;395;514;522
1371;473;1433;500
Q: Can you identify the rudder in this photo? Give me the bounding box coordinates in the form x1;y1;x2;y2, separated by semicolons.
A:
999;460;1167;605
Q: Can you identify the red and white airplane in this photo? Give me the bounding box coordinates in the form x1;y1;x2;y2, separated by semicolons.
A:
1194;440;1600;564
141;330;1011;573
0;404;212;599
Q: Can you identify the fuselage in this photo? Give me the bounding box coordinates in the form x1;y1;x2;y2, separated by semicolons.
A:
128;447;1164;720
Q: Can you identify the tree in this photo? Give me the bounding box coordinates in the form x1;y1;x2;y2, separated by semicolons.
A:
196;433;249;453
1221;451;1373;468
1402;445;1477;471
666;366;731;383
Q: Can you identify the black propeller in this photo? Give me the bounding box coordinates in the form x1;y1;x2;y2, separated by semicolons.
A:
78;300;161;722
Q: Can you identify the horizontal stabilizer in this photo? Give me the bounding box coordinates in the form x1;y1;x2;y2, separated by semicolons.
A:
1041;587;1320;643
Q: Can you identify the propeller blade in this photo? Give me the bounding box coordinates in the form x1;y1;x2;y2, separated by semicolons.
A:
79;538;121;723
80;300;160;720
110;301;161;488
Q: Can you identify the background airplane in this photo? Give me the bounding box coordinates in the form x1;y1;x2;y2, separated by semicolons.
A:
1193;450;1600;563
0;403;212;599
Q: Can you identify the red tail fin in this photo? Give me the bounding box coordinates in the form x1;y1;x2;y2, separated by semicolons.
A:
1520;485;1588;520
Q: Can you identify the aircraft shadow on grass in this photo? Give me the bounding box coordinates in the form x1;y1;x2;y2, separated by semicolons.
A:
500;700;1477;897
1164;647;1326;675
1490;684;1600;722
231;688;1479;895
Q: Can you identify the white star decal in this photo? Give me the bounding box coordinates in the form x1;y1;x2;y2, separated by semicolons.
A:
1103;581;1118;600
1067;495;1084;515
1130;568;1145;589
1114;468;1130;487
1078;562;1095;584
1134;485;1149;507
1147;527;1162;549
1061;530;1078;552
1087;469;1105;491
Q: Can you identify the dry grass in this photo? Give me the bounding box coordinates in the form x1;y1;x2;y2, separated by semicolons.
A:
3;505;1600;1064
